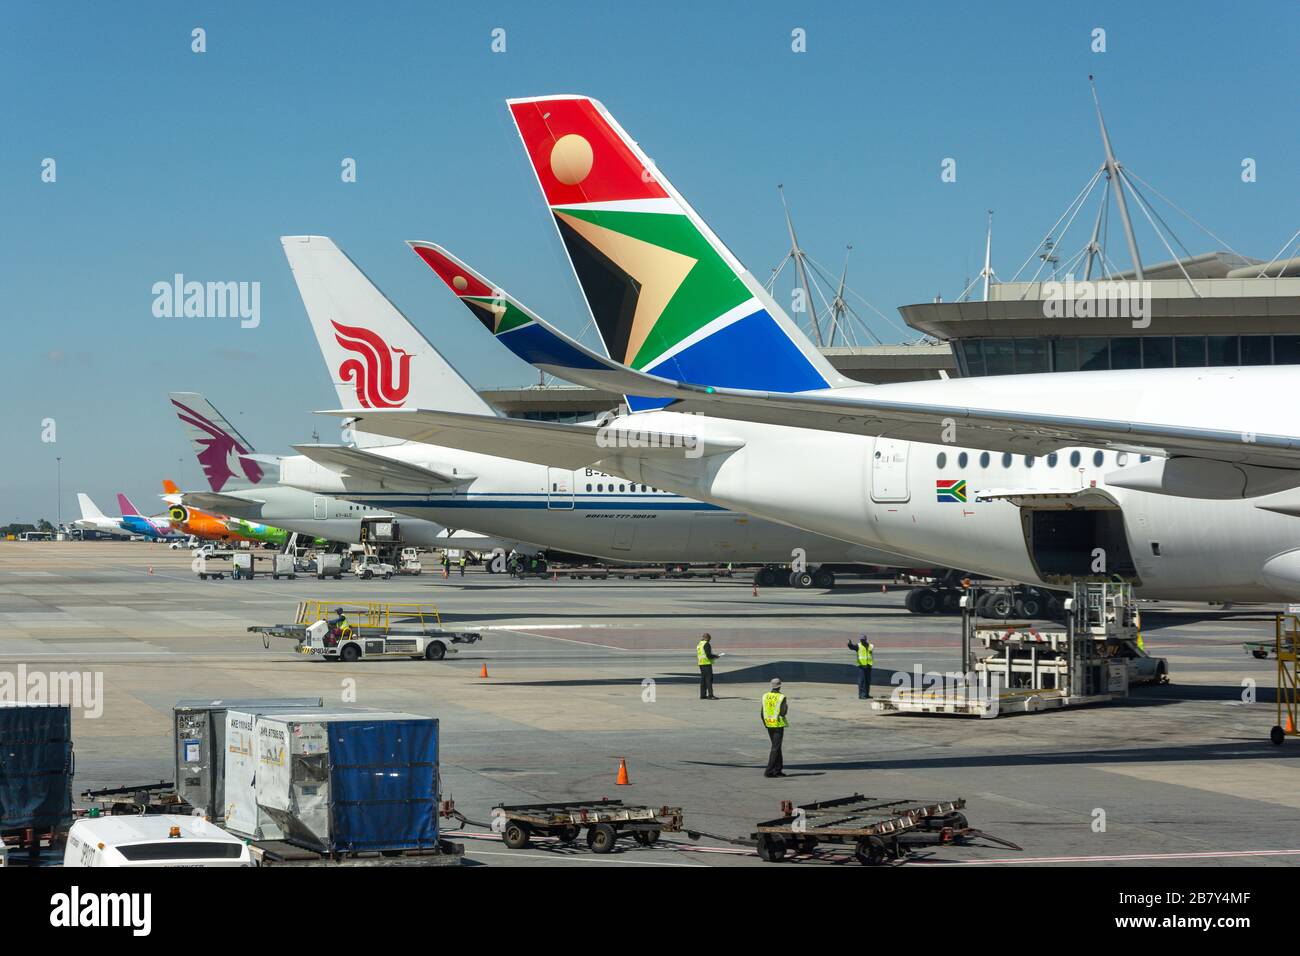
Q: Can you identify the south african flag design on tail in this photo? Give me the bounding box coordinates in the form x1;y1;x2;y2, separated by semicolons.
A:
506;95;851;410
936;479;967;503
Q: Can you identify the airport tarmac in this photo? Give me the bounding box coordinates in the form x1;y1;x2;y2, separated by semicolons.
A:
3;541;1299;868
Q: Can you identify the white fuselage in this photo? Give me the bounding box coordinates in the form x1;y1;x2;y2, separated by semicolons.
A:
275;445;907;566
187;483;506;551
72;517;132;538
581;367;1300;602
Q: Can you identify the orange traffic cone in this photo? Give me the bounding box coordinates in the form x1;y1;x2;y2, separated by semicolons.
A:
615;758;630;786
479;662;489;679
752;583;759;597
1287;714;1294;734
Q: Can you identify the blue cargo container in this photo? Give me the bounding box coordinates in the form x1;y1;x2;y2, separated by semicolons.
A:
254;711;439;854
0;704;73;832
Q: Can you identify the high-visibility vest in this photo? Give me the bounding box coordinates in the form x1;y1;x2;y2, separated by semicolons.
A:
857;642;874;667
697;640;711;666
762;692;787;728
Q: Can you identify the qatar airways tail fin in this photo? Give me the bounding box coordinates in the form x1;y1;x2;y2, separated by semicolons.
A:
169;392;267;493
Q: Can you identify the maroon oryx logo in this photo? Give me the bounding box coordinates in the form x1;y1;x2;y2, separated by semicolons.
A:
171;398;264;492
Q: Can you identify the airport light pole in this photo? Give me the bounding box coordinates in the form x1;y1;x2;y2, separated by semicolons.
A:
56;456;62;529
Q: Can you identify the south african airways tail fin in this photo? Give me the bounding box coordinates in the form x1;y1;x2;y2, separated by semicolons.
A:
504;94;852;407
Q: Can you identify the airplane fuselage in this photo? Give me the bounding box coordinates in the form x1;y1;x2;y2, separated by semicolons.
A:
587;370;1300;602
277;444;909;566
194;483;505;551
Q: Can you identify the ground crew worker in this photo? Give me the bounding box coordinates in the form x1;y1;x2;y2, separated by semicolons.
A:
441;552;450;577
330;607;352;640
696;633;721;700
847;634;874;699
761;678;788;777
1135;609;1145;651
458;554;466;576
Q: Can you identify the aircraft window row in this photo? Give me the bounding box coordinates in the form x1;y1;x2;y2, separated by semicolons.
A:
583;483;658;493
937;449;1151;469
956;334;1300;377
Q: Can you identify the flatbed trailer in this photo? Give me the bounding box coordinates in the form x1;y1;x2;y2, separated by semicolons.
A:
1246;637;1296;660
250;839;464;867
446;798;684;854
750;794;1019;865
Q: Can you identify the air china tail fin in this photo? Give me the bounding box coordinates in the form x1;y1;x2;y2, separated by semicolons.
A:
169;392;266;493
506;95;851;407
281;235;495;448
77;493;106;521
116;493;141;516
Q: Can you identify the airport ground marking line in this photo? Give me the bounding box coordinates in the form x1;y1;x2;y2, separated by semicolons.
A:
496;627;630;652
916;848;1300;865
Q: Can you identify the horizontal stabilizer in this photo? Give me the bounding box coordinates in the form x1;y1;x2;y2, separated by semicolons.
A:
180;491;265;513
320;408;743;471
291;444;469;492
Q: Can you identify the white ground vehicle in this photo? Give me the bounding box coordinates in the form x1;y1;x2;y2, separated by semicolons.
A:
64;814;251;867
250;601;482;662
354;555;395;580
1105;638;1170;686
399;547;423;575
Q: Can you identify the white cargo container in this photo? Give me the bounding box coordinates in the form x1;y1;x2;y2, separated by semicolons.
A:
175;697;321;821
222;706;336;839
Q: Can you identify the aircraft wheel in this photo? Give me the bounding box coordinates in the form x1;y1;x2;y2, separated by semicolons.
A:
1016;591;1044;618
912;588;940;614
789;570;814;589
812;568;835;589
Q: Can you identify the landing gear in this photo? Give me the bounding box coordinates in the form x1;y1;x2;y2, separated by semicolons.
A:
907;588;940;614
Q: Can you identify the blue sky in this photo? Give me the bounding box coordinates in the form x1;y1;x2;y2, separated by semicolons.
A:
2;1;1297;522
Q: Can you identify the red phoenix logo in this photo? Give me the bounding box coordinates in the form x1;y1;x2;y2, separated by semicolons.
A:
332;320;412;408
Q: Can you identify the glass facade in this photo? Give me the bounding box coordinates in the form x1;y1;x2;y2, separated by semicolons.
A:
954;334;1300;376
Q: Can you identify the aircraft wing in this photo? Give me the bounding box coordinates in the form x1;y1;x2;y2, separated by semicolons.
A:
291;444;469;492
318;408;744;471
458;295;1300;470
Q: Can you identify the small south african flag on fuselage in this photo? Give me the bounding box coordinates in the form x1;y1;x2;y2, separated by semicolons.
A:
936;479;967;503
